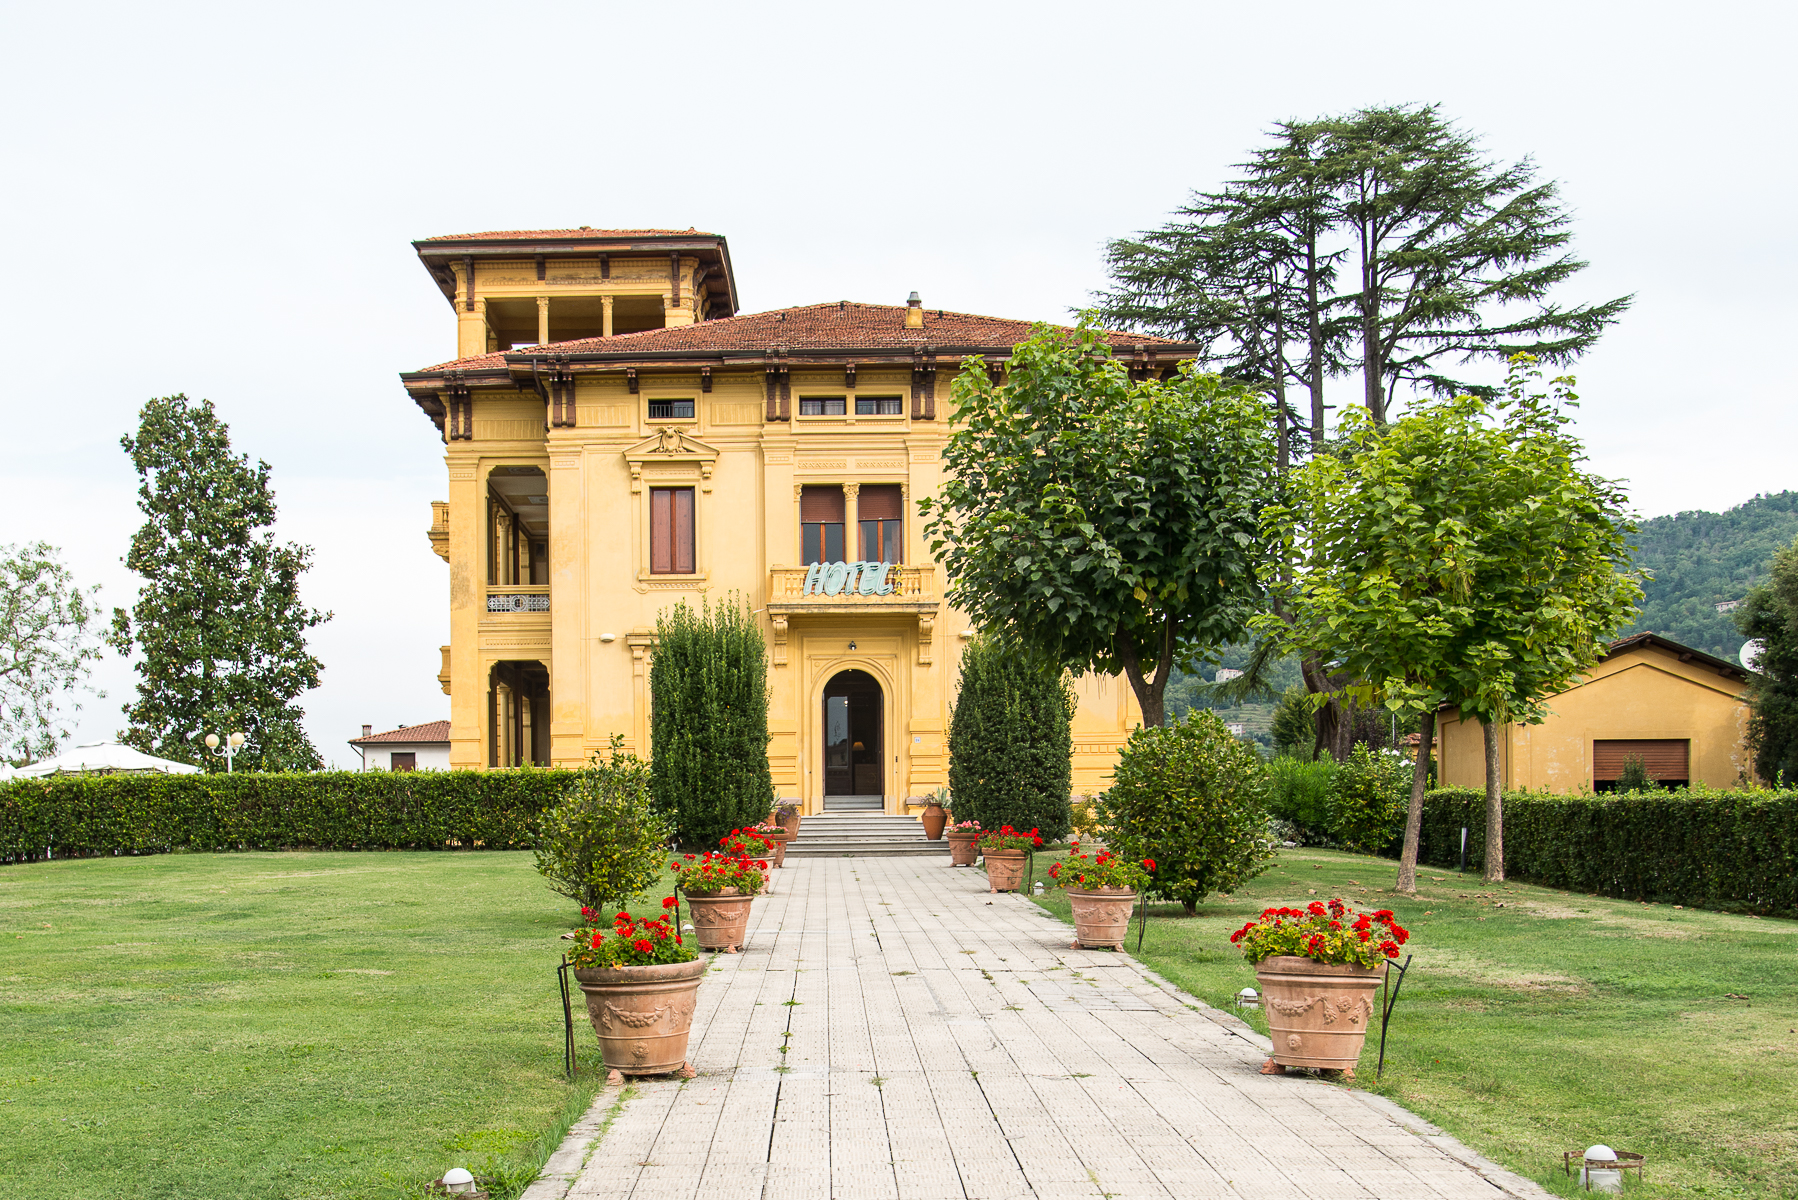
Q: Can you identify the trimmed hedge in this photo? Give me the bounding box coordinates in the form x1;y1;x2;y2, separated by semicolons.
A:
0;769;578;864
1419;786;1798;916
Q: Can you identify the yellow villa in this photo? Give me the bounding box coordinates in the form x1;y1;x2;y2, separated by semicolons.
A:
1436;632;1756;792
399;227;1195;813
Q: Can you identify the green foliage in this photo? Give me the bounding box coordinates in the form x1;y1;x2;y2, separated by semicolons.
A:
1739;534;1798;784
0;769;575;862
107;395;330;771
648;597;773;850
1621;490;1798;657
567;901;695;969
946;635;1073;843
1614;753;1660;794
921;323;1278;726
534;736;671;913
1099;710;1277;914
1417;786;1798;915
1265;753;1335;833
1269;684;1316;757
0;542;104;763
1326;745;1411;852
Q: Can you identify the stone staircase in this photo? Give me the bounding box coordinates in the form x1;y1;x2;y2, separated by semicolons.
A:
786;812;948;858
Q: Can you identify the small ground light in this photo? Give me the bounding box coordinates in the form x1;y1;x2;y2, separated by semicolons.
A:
440;1166;477;1194
1033;881;1045;895
1236;987;1259;1009
1562;1145;1644;1193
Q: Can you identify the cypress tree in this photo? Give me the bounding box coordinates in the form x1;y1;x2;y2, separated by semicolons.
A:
946;634;1074;842
649;597;773;849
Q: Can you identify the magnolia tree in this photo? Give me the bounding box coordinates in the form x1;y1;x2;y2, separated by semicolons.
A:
921;323;1279;727
1259;356;1639;886
0;543;103;764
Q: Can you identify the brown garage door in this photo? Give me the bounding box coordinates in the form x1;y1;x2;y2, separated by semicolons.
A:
1593;739;1689;784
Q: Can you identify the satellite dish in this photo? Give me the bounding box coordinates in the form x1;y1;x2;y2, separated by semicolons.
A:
1741;639;1766;672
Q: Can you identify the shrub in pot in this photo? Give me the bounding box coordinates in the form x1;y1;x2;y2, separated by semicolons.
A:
947;635;1074;843
1230;898;1411;1077
1049;844;1152;950
566;896;704;1076
535;735;672;913
1100;710;1276;915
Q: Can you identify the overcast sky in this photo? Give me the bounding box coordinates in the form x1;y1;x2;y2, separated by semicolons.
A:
2;0;1791;767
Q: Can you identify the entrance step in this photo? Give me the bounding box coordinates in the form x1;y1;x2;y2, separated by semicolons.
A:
822;794;884;811
788;812;948;858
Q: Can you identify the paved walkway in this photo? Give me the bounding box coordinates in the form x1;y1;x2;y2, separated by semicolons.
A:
538;857;1548;1200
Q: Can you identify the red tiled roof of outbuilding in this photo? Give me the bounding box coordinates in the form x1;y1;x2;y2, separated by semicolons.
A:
412;301;1184;373
418;227;712;242
349;721;451;745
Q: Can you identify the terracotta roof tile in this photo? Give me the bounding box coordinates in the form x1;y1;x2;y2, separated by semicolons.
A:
411;301;1185;374
350;720;450;745
419;227;711;242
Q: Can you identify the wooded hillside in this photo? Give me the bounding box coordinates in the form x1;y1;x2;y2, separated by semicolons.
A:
1621;491;1798;659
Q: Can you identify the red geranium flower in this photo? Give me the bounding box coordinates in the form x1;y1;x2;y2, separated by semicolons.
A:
1143;859;1157;872
1307;901;1327;916
662;896;678;909
634;939;653;954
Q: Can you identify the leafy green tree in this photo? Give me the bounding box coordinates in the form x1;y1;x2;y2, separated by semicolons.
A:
920;323;1279;727
1325;745;1411;853
0;543;104;764
109;395;329;771
1738;535;1798;784
1099;710;1276;915
648;596;773;849
1269;684;1316;758
535;735;673;914
946;634;1074;842
1259;356;1639;887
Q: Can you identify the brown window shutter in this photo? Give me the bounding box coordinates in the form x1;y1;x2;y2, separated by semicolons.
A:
674;487;695;574
857;484;902;521
1593;739;1689;781
800;485;845;523
650;488;672;574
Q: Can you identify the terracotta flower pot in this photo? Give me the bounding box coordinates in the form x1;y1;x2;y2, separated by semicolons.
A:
771;806;801;839
1065;888;1136;950
766;829;791;869
573;956;708;1075
683;889;755;952
1255;955;1386;1073
921;803;948;841
982;849;1028;893
946;830;980;867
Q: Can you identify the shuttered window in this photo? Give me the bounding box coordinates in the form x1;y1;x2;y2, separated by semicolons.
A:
649;487;695;574
1593;739;1689;784
858;484;903;563
801;486;844;565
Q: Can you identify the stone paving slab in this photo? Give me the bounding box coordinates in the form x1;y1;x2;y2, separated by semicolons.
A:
533;857;1551;1200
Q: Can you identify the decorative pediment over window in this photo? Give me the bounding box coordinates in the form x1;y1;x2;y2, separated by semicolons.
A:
623;429;721;492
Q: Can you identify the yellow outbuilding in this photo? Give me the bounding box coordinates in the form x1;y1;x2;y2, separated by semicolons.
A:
1435;632;1755;792
398;227;1197;812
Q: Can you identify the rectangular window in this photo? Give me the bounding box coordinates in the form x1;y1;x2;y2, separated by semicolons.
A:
648;398;695;419
854;395;903;415
800;485;845;565
857;483;904;563
1592;739;1689;790
650;487;696;574
389;752;417;772
799;396;846;416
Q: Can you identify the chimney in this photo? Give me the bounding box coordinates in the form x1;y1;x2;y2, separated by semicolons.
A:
905;291;924;329
361;724;372;739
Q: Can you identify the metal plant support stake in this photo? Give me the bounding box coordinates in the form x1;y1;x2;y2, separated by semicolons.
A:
1375;954;1414;1081
1136;889;1148;953
558;957;576;1080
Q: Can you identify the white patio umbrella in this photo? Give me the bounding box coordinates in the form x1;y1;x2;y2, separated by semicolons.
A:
0;762;16;782
16;741;202;778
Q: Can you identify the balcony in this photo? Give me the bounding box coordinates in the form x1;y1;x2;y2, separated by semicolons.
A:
767;563;937;613
486;585;550;614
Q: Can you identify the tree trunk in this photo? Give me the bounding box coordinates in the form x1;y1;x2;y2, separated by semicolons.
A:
1483;719;1505;882
1299;655;1352;762
1395;709;1435;893
1270;266;1290;477
1358;217;1387;425
1115;617;1174;728
1305;237;1326;452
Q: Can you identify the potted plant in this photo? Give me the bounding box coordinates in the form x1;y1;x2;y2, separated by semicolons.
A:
920;787;950;841
752;821;791;869
975;824;1042;892
669;829;772;952
770;801;802;840
945;818;982;867
567;897;705;1076
1048;843;1153;950
1229;899;1410;1078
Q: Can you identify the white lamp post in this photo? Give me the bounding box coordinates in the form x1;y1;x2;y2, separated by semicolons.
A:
201;730;248;773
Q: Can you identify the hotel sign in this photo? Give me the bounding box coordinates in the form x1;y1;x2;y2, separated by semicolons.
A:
802;561;898;597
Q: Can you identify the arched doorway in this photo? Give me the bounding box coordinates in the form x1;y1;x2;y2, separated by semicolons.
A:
822;669;883;810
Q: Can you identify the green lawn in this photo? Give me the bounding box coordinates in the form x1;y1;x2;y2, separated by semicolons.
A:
0;851;671;1200
1027;847;1798;1199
